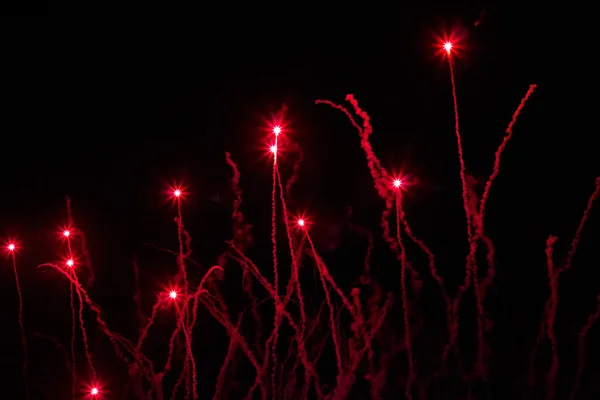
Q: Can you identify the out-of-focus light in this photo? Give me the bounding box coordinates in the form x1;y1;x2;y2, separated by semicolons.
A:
393;179;402;188
169;290;177;299
63;230;71;237
443;41;453;54
7;243;15;251
273;126;281;136
66;259;74;267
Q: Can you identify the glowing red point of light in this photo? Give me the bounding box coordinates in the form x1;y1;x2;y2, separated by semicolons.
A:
294;215;309;229
90;387;99;396
393;179;402;188
270;144;277;154
63;230;70;237
7;243;15;251
443;41;453;54
169;290;178;299
273;125;281;136
66;259;74;267
166;183;187;202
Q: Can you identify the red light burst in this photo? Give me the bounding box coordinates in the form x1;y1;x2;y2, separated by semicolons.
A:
262;120;289;137
84;381;104;398
58;224;75;239
443;41;453;54
4;239;19;254
433;30;465;59
62;255;79;268
390;172;413;190
262;110;289;137
166;182;188;203
293;214;310;230
260;139;289;163
159;283;182;303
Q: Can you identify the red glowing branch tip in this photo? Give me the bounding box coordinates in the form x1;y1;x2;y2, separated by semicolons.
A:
66;259;74;267
63;230;70;237
169;290;178;299
270;144;277;154
443;41;453;54
91;387;99;396
272;126;281;136
173;189;181;198
297;219;305;227
7;243;16;251
393;179;402;188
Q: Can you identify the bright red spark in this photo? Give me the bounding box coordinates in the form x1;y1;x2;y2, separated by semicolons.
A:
273;125;282;136
443;41;453;54
166;183;187;202
393;179;402;188
90;387;99;396
294;215;310;229
7;243;15;251
169;290;178;299
63;230;71;237
270;144;277;154
66;259;74;267
432;30;464;58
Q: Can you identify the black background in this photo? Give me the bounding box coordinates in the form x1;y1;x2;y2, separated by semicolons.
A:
1;6;598;399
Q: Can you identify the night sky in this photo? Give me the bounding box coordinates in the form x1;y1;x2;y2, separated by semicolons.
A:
2;7;599;399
